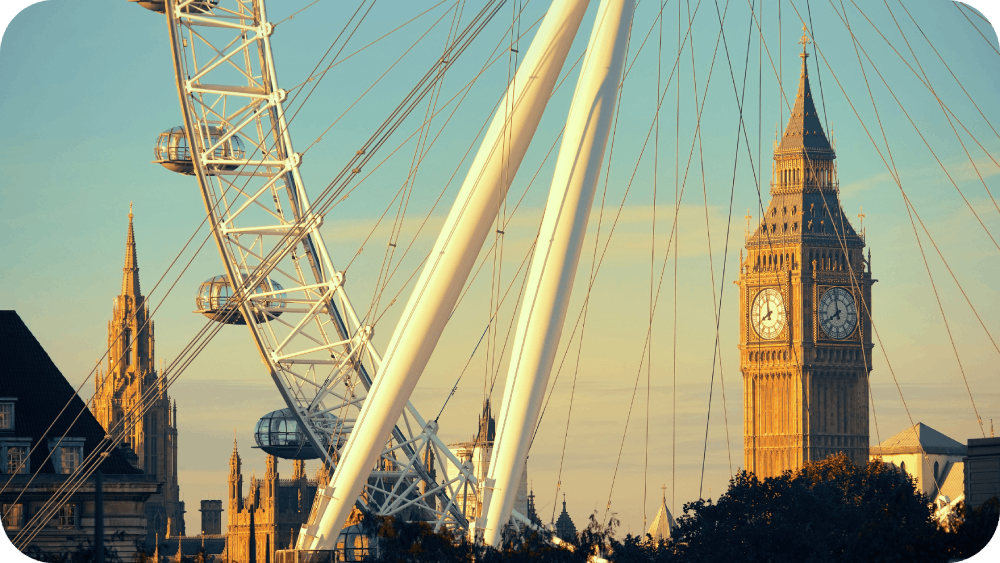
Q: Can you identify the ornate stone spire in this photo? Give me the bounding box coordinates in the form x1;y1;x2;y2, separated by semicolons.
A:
292;459;306;480
777;25;831;155
265;454;278;480
229;434;241;475
315;463;330;484
526;486;542;527
554;493;576;539
122;203;141;298
474;399;495;444
229;434;244;512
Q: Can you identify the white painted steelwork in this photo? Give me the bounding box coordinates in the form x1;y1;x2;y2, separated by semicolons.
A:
159;0;483;534
480;0;634;545
297;0;593;550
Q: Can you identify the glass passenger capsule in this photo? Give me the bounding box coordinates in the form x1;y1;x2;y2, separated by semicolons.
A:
195;274;285;325
154;125;245;175
129;0;219;15
254;408;321;460
337;524;371;562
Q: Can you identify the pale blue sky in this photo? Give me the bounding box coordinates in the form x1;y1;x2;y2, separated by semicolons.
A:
2;0;1000;548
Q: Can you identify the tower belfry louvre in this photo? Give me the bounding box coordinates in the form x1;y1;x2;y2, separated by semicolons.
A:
738;31;874;478
93;207;184;543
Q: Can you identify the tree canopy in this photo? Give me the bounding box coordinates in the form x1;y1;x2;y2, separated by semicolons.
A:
667;453;947;562
359;453;997;562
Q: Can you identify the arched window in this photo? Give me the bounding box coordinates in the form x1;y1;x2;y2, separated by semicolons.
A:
934;461;939;480
900;461;907;474
124;328;132;366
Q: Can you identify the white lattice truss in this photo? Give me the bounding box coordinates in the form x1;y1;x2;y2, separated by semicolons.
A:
164;0;481;533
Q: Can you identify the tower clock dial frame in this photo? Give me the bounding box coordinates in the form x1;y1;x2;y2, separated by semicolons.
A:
750;287;787;340
817;286;858;340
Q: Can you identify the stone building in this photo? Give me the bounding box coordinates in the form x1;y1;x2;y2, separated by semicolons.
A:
870;422;967;499
91;209;184;545
224;439;323;563
739;30;873;477
200;500;223;536
964;436;1000;511
553;495;576;540
445;400;528;526
870;422;967;525
0;310;158;562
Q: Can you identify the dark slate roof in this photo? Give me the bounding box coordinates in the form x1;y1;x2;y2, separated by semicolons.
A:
870;422;968;456
0;311;140;474
745;192;865;249
777;53;833;155
555;496;577;539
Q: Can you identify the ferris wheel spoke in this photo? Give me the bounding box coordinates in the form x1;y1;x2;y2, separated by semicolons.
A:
162;0;480;533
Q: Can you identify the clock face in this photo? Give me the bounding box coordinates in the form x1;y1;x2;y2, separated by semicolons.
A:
818;287;858;339
751;288;786;340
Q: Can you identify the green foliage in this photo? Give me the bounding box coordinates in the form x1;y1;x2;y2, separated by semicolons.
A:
350;454;998;562
669;453;949;562
362;514;478;562
944;497;1000;560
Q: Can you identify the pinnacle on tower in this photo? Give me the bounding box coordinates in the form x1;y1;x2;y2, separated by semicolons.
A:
265;454;278;480
230;434;241;474
777;26;831;155
475;399;496;443
292;459;306;480
122;204;142;298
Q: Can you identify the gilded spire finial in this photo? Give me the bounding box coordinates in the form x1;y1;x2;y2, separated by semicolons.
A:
122;205;141;297
798;24;811;57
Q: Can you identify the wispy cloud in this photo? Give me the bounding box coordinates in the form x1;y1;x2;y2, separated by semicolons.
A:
841;154;1000;198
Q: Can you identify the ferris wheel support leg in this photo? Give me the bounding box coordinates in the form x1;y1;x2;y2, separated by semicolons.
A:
295;0;593;551
479;0;634;546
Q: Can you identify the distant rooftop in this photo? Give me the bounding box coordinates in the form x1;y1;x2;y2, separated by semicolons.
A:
0;310;140;474
870;422;967;456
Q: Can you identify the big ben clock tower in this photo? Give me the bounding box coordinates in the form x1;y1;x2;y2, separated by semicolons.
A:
738;30;873;478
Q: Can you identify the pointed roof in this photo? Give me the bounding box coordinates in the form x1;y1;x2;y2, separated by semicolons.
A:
745;27;864;251
526;487;543;527
870;422;967;456
777;28;832;156
0;310;141;475
554;494;577;539
474;399;496;444
647;492;676;543
230;433;241;473
122;204;142;298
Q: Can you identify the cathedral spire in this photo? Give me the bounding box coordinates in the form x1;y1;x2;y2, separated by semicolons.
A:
230;433;241;474
777;25;831;155
122;203;141;298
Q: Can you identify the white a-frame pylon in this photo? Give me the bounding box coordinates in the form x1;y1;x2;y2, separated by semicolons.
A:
479;0;635;546
296;0;594;550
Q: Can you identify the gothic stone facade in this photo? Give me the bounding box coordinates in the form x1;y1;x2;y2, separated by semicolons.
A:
225;441;326;563
91;210;184;544
0;311;158;562
739;43;873;478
